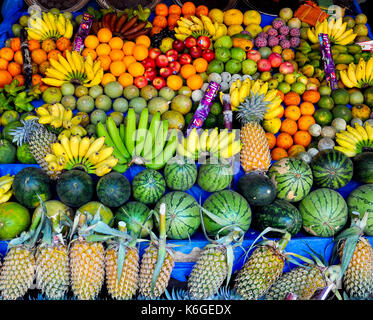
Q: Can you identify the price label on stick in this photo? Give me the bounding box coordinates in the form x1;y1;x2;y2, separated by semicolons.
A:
319;33;338;90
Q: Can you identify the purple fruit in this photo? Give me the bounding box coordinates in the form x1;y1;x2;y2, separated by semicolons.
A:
272;18;285;29
257;32;268;39
279;39;291;49
255;37;268;48
277;34;287;41
268;36;279;47
290;37;301;48
267;28;278;37
290;28;301;37
279;25;290;35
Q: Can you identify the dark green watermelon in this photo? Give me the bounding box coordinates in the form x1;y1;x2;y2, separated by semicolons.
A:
154;191;200;239
353;152;373;183
347;184;373;236
132;169;166;204
299;188;348;237
56;170;94;207
197;159;233;192
13;167;52;208
164;156;197;191
253;199;302;236
236;172;277;206
96;172;131;207
202;190;251;236
115;201;153;238
311;149;353;189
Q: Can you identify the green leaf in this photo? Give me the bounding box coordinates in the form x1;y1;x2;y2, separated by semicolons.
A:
225;245;234;287
340;234;359;279
151;244;166;294
86;234;115;242
117;243;126;282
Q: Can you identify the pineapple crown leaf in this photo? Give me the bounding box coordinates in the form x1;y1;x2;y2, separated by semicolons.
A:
236;91;270;125
9;118;42;146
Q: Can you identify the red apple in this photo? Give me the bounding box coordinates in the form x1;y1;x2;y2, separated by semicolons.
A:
169;61;181;74
172;39;185;52
152;77;166;90
166;49;179;62
197;36;211;50
159;67;173;78
156;54;169;68
268;53;283;68
134;76;148;89
279;61;295;74
202;49;215;62
185;36;197;48
144;68;157;81
179;53;192;65
247;50;261;62
257;59;272;72
189;46;202;59
148;48;161;60
141;57;156;69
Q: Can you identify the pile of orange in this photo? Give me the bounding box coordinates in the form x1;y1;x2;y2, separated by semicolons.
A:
84;29;151;87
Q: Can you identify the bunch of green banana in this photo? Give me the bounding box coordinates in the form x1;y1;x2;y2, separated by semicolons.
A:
27;12;73;40
0;174;14;204
42;51;103;88
307;17;357;45
339;57;373;88
176;128;241;159
45;136;117;176
334;122;373;157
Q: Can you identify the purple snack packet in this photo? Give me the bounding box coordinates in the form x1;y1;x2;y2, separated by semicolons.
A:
319;33;338;91
187;81;221;133
73;13;93;53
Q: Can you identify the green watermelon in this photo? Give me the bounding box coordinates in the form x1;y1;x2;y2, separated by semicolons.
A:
299;188;348;237
311;149;353;189
56;170;94;207
268;157;313;202
154;191;200;239
202;190;251;236
132;169;166;204
197;159;233;192
347;184;373;236
115;201;153;238
353;152;373;183
236;172;277;206
0;202;30;240
253;199;302;236
96;172;131;207
164;156;197;191
13;167;52;208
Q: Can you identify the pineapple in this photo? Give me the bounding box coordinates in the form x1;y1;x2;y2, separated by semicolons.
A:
139;204;175;299
236;91;271;172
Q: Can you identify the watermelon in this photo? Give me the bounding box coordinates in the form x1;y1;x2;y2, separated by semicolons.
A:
197;159;233;192
115;201;153;238
268;157;313;202
0;202;30;240
56;170;94;208
164;156;197;191
299;188;348;237
347;184;373;236
96;172;131;207
154;191;200;239
202;190;251;236
253;199;302;236
311;149;353;189
236;172;277;206
353;152;373;183
77;201;114;226
13;167;52;208
132;169;166;205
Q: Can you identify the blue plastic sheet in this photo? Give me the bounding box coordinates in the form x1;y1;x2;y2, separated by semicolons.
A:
0;0;24;48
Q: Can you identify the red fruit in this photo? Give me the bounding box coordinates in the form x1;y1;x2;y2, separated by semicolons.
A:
172;40;185;52
257;59;272;72
148;48;161;60
141;57;156;69
247;50;261;62
169;61;181;74
134;76;148;89
152;76;166;90
166;49;179;62
156;54;169;68
268;53;283;68
159;67;172;78
144;68;157;81
185;36;197;48
189;46;202;59
279;61;295;74
197;36;211;50
179;53;192;65
202;49;215;62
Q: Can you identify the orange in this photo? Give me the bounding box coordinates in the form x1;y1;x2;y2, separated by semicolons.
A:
123;41;136;56
97;28;112;43
169;4;182;15
82;48;97;60
56;37;71;52
8;62;21;76
302;90;320;104
0;70;12;88
180;64;196;79
96;43;111;56
186;74;203;90
32;74;43;87
283;92;301;106
31;48;47;65
101;73;116;86
167;75;183;91
276;132;293;150
0;47;14;61
41;39;56;53
118;73;134;87
13;50;23;65
280;118;298;135
265;132;276;149
284;105;301;121
109;49;125;61
28;40;40;51
135;35;151;48
97;55;112;71
0;58;9;70
85;35;99;49
192;58;208;73
298;115;316;131
39;84;50;92
300;102;315;115
10;38;21;52
271;147;288;161
123;55;136;68
155;3;169;16
133;44;148;61
110;60;126;77
127;62;145;77
293;130;312;147
109;37;124;50
48;49;61;62
288;145;306;157
14;74;24;86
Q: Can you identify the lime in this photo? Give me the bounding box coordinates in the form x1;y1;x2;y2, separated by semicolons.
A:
42;87;62;104
314;108;333;126
61;95;77;110
215;47;231;63
318;85;332;96
17;144;36;164
317;96;334;110
95;95;112;111
242;59;257;75
171;95;192;115
104;81;123;99
89;85;104;99
277;82;291;94
109;112;124;126
161;110;185;130
230;47;246;62
90;109;107;125
332;105;353;122
1;110;19;126
225;59;242;74
332;88;350;105
61;83;75;96
291;82;306;95
113;98;129;113
184;113;194;127
210;101;223;116
148;97;169;115
213;36;232;49
74;85;89;98
123;85;139;100
77;96;95;113
177;86;192;98
130;97;148;114
159;87;176;100
0;202;30;240
207;60;224;74
140;85;158;101
349;90;364;105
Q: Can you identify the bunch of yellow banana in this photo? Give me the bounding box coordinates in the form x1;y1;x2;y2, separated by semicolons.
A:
307;17;357;45
45;136;117;176
0;174;14;204
35;103;83;129
176;128;241;159
27;12;73;40
228;79;283;119
334;122;373;157
340;57;373;88
42;51;103;88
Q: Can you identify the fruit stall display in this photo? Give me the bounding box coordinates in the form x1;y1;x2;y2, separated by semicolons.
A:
0;0;372;301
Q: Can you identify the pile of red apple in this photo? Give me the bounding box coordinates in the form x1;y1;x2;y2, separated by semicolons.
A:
246;50;294;74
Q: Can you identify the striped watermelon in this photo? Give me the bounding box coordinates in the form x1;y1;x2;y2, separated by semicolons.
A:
202;190;251;236
197;159;233;192
164;156;198;191
154;191;200;239
132;169;166;205
268;157;313;202
347;184;373;236
353;152;373;183
311;149;353;189
299;188;348;237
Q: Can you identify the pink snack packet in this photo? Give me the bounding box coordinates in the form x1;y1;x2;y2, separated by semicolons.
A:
72;13;93;53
